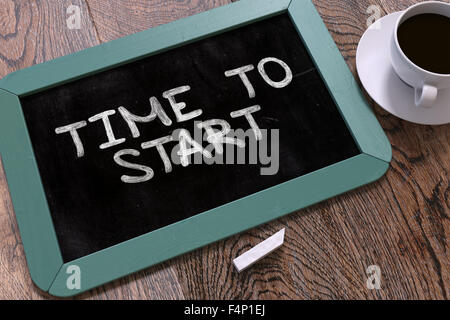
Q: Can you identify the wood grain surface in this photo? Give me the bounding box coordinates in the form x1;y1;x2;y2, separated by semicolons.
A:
0;0;448;300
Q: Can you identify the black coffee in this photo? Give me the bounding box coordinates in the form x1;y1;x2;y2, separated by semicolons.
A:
397;13;450;74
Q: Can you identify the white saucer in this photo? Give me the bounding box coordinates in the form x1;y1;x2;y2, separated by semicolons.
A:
356;12;450;125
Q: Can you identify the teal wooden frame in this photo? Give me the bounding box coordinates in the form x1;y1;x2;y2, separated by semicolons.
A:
0;0;391;297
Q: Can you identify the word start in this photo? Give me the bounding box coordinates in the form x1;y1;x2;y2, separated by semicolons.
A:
55;57;293;183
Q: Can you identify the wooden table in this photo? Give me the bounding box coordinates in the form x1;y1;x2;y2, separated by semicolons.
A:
0;0;448;300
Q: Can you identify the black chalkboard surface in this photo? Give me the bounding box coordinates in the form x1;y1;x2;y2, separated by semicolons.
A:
20;13;359;262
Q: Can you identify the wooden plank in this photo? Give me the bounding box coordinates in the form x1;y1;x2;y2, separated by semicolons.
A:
0;158;45;299
0;0;184;300
0;0;229;300
85;0;232;41
0;0;99;79
171;0;449;299
0;0;448;299
313;0;449;299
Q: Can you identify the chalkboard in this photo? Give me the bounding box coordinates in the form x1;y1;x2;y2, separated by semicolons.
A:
0;0;390;296
20;14;358;262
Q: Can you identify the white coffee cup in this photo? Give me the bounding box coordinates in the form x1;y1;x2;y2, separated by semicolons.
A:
390;1;450;108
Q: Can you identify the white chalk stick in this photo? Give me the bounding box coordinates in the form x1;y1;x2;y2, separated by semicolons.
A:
233;228;285;272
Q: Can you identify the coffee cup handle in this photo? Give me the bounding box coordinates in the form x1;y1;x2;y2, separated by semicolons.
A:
415;84;438;108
